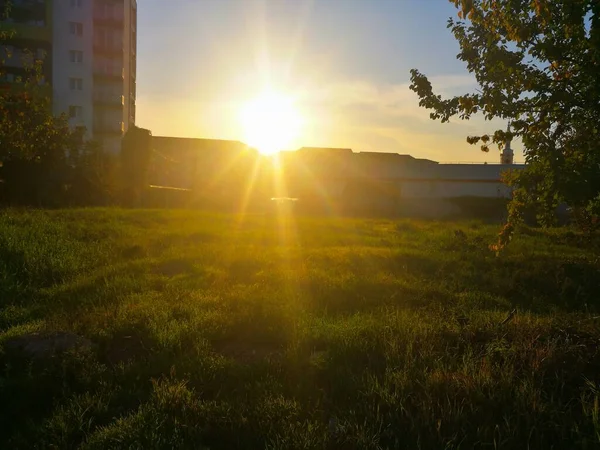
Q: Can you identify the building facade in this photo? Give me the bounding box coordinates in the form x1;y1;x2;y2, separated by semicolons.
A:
278;147;523;201
1;0;137;153
146;137;525;216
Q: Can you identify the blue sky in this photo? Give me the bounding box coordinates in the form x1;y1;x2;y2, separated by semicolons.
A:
136;0;518;162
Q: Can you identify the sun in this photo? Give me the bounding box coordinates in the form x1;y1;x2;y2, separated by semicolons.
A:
240;90;303;155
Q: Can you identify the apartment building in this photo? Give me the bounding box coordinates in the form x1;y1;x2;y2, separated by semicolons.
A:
0;0;137;153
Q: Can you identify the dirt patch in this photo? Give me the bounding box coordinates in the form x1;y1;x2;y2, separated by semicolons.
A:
4;332;92;360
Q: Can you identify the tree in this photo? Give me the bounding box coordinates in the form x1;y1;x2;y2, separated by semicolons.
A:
120;125;152;207
0;4;70;205
66;140;119;206
409;0;600;242
0;84;80;205
0;26;82;206
0;3;94;207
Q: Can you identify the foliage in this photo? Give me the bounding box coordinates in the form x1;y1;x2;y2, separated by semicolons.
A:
0;85;119;206
66;140;120;206
0;1;14;43
409;0;600;243
0;55;75;205
0;4;118;207
0;73;97;206
0;89;71;164
1;210;600;449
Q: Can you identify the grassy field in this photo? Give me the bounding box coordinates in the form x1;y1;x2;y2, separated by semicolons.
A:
1;209;600;449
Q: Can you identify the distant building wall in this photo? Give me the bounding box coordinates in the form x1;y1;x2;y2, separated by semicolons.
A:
401;180;511;198
145;139;525;215
150;136;256;191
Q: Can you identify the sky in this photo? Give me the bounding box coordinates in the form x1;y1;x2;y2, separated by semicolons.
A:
136;0;522;163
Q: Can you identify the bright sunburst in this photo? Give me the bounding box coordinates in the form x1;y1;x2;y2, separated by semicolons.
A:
240;90;303;155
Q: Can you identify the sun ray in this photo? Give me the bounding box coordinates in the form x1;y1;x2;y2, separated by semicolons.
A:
236;153;264;218
270;153;301;300
288;156;340;215
203;145;258;191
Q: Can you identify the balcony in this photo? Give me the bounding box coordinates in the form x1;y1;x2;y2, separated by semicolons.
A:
9;22;51;42
0;78;52;99
93;66;124;82
2;1;50;41
93;92;124;109
94;121;125;136
93;41;124;57
93;15;124;28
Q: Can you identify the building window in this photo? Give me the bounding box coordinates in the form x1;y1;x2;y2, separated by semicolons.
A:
70;0;83;6
69;50;83;63
69;77;83;90
69;22;83;37
69;105;83;119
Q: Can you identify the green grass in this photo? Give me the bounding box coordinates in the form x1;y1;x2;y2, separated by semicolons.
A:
1;208;600;449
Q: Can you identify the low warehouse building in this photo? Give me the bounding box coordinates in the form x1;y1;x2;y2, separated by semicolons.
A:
147;135;524;216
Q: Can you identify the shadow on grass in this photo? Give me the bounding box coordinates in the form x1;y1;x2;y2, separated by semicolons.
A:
468;256;600;313
0;346;104;447
297;279;453;316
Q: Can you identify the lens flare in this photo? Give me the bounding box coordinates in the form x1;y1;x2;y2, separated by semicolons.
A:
240;90;303;155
